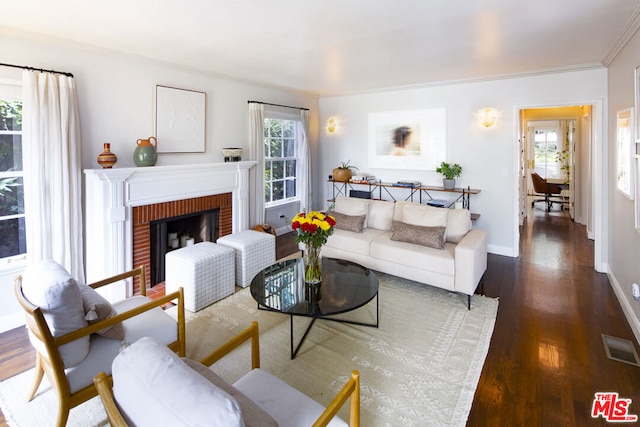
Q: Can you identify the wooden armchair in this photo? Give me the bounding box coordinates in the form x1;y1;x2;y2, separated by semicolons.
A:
15;261;185;427
94;321;360;427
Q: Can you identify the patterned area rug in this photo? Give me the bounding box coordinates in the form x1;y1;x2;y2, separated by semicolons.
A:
0;272;497;426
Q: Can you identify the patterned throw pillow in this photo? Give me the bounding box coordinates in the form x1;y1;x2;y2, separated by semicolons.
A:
391;220;446;249
330;211;366;233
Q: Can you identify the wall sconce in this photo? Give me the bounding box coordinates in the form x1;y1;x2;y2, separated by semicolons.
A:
479;108;497;128
326;117;338;135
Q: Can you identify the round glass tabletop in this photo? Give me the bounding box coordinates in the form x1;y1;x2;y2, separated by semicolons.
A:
250;257;379;317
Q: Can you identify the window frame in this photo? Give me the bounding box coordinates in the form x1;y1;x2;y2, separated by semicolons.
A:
0;82;27;266
263;112;301;208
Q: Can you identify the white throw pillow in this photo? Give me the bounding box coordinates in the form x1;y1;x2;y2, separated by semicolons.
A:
367;199;395;231
112;337;244;427
21;259;90;368
77;282;125;340
333;196;369;228
446;209;472;243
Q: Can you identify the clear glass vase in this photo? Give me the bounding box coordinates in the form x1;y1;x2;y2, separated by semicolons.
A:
303;244;322;284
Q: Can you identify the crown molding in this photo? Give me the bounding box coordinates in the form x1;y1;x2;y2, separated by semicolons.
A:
601;6;640;65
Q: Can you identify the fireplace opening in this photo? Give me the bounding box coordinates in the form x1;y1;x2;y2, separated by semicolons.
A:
149;208;220;286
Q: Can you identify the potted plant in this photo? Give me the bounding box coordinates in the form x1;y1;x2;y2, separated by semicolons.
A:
332;160;358;182
436;161;462;190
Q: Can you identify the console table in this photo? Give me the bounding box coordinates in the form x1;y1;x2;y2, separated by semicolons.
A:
329;180;481;220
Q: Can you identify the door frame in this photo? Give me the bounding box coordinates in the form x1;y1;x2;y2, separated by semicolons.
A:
513;99;607;272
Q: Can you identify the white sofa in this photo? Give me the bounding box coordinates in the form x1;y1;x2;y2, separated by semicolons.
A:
322;196;487;308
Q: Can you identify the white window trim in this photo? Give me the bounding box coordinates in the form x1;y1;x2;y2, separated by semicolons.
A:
264;110;302;208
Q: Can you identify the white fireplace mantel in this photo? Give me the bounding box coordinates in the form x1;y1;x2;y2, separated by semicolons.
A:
84;162;256;289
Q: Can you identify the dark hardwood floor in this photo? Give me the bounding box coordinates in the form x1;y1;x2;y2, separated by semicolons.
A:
1;213;638;426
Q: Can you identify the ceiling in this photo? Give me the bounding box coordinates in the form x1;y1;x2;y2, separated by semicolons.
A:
2;0;640;96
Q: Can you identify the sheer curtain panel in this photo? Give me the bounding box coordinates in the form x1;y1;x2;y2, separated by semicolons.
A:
22;70;85;281
249;102;265;227
299;109;311;213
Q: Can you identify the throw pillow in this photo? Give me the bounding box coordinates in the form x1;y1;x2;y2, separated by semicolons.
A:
113;337;244;427
391;220;446;249
21;259;90;368
333;196;369;228
330;211;366;233
77;282;125;340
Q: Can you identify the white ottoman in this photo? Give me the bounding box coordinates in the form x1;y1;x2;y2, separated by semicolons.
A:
217;230;276;288
165;242;235;312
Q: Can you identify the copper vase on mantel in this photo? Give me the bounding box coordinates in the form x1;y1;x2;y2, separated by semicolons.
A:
97;143;117;169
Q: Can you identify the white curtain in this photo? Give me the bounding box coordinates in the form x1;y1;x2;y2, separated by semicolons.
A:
299;109;312;212
248;102;265;227
22;70;85;281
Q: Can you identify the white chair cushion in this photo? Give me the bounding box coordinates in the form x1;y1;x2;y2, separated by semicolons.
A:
65;295;178;393
21;259;89;368
333;196;369;228
234;368;347;427
113;337;243;427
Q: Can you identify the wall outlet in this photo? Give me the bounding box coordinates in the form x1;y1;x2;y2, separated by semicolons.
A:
278;212;285;219
632;283;640;301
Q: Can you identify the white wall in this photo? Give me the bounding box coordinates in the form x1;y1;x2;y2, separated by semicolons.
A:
607;29;640;343
318;70;607;258
0;31;319;332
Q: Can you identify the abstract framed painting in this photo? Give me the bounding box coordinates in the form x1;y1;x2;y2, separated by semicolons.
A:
368;108;446;171
155;85;206;153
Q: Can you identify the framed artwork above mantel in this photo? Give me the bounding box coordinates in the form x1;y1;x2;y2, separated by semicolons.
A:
155;85;206;153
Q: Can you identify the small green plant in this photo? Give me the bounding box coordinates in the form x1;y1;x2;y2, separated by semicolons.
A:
436;162;462;179
337;160;358;170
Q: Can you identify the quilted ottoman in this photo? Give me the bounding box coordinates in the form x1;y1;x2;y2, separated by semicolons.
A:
217;230;276;288
165;242;235;312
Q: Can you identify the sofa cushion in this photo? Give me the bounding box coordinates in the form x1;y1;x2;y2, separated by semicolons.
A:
325;228;385;256
333;196;369;228
370;233;455;277
446;209;472;243
113;337;244;427
367;199;395;231
331;211;366;233
21;259;90;368
77;282;125;340
391;221;446;249
401;203;448;227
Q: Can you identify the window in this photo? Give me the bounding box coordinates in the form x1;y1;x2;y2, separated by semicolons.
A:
0;99;26;262
264;117;299;207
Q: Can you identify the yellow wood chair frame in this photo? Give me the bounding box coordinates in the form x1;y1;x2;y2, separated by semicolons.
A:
15;265;185;427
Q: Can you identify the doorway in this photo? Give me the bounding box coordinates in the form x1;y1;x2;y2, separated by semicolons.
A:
519;106;592;227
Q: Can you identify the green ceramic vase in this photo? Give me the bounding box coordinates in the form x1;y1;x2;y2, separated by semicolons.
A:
133;136;157;167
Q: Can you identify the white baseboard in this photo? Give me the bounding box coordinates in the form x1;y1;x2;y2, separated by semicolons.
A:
607;269;640;346
0;312;25;334
487;244;516;257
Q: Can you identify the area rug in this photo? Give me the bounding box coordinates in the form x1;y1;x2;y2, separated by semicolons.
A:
0;272;498;426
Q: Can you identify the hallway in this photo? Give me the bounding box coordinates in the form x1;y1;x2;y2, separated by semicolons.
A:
468;206;640;425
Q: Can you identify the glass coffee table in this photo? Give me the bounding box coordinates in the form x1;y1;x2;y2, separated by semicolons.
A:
250;257;379;359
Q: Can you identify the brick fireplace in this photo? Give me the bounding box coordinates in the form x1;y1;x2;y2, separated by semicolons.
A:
84;162;256;301
131;193;233;294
